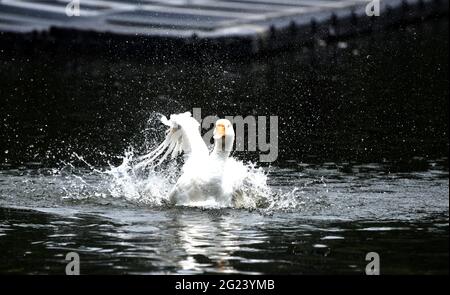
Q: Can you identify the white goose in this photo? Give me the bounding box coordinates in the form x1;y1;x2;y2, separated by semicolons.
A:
142;112;238;206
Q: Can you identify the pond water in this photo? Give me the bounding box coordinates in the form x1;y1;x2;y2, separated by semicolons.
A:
0;19;448;274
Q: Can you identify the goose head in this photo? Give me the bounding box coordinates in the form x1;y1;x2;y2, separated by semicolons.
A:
213;119;235;154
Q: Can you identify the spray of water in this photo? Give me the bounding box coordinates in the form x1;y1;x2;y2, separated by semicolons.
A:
102;147;273;210
46;114;319;213
56;114;276;210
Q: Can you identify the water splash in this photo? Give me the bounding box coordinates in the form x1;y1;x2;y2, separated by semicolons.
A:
2;114;329;213
96;145;327;213
104;149;175;206
102;147;274;209
55;113;279;210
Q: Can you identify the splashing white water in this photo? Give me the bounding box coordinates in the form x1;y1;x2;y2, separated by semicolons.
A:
102;147;272;209
105;149;174;206
55;114;315;212
53;151;317;213
89;112;275;209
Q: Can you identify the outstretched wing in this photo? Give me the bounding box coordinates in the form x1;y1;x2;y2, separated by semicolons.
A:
136;112;208;168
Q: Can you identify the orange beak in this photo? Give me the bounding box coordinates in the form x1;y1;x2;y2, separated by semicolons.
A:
214;124;225;139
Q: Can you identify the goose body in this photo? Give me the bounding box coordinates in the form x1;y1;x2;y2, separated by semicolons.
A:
147;112;239;206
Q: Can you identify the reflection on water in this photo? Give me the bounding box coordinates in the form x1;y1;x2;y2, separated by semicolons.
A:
0;163;448;274
0;206;447;274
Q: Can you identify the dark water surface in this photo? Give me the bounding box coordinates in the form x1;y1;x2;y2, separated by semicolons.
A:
0;19;448;274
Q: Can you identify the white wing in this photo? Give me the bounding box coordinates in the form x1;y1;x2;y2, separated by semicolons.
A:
135;112;208;169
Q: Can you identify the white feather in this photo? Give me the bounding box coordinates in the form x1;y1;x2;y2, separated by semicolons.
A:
143;112;242;207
